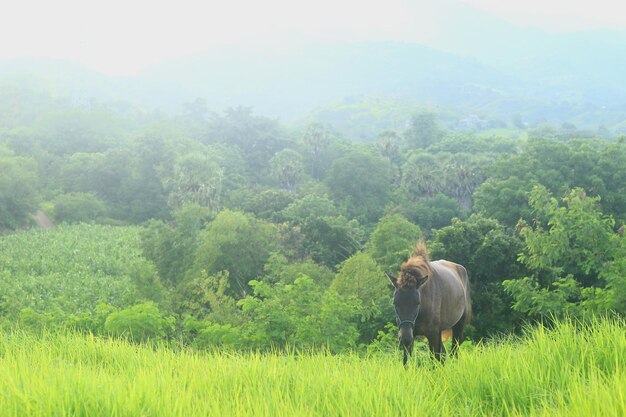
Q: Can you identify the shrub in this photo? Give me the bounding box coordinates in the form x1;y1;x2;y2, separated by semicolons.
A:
104;302;175;342
53;192;107;224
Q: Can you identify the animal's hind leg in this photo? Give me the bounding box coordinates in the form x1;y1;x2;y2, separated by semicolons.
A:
450;314;466;357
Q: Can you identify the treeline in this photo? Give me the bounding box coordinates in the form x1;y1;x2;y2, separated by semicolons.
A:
1;84;625;348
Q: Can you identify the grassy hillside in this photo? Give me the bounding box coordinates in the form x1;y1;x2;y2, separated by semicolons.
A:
0;318;623;416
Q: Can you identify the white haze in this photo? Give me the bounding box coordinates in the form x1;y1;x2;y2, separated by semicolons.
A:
1;0;625;75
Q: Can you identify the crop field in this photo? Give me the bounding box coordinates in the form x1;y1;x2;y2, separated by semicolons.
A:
0;318;624;417
0;224;149;330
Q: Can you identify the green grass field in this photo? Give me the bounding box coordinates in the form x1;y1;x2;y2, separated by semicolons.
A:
0;318;624;417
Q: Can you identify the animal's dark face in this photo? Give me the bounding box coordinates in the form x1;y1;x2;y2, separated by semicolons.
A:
393;285;420;350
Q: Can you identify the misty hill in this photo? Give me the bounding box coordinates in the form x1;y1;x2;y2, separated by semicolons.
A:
2;31;626;138
135;42;518;116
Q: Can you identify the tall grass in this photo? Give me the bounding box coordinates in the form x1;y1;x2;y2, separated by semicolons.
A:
0;317;624;416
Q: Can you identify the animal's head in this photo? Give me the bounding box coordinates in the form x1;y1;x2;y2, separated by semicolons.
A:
386;242;432;361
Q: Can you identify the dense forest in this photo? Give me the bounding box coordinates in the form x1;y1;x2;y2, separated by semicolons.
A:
1;80;625;351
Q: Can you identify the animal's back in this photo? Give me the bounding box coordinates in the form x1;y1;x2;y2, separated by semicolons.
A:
436;260;471;324
427;260;471;328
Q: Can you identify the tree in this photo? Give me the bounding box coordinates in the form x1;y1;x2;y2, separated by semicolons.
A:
298;215;363;268
243;189;295;223
0;149;39;229
474;138;626;227
58;152;106;194
183;97;209;123
177;270;240;324
141;203;212;288
429;215;525;336
331;252;393;342
366;214;423;273
52;192;107;223
33;108;124;155
120;132;177;222
405;111;444;149
204;107;287;182
104;302;175;342
302;122;331;178
281;195;363;267
409;194;462;232
331;252;387;313
191;210;278;298
401;151;488;212
441;153;489;212
401;152;443;200
376;130;402;182
238;276;360;351
262;252;334;287
164;152;223;213
473;177;535;227
325;149;393;223
503;186;625;319
270;149;304;193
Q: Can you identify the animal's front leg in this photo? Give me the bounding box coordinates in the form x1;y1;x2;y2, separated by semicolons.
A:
426;331;445;362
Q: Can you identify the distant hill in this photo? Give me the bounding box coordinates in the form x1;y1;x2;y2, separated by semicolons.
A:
2;27;626;139
134;41;518;116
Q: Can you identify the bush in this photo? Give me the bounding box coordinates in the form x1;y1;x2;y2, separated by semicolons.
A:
184;317;241;349
104;302;175;342
53;192;107;224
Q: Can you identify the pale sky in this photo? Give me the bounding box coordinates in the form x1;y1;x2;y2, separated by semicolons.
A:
1;0;624;75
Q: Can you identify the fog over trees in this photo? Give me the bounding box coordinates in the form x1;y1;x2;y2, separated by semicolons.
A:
1;0;625;349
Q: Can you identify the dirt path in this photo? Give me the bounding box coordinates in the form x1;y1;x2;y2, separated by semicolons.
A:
31;210;55;229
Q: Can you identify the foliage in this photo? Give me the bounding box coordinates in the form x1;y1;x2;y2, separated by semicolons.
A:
331;252;388;315
325;148;393;223
430;215;525;285
140;204;212;287
429;215;525;336
366;213;422;273
281;195;363;267
183;318;241;348
0;150;39;228
409;194;463;232
301;122;332;179
401;151;489;211
270;149;304;193
105;302;175;341
475;138;626;226
176;270;240;323
2;83;626;346
503;186;625;319
242;188;295;222
262;252;334;286
52;192;108;224
405;111;444;148
164;152;223;212
0;225;152;331
473;177;535;226
191;210;278;297
204;107;288;181
331;252;393;342
238;276;360;351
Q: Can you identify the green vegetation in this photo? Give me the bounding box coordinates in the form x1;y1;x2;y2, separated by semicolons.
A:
0;225;161;333
0;51;625;417
1;79;625;360
1;80;626;345
0;318;623;416
2;17;626;416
